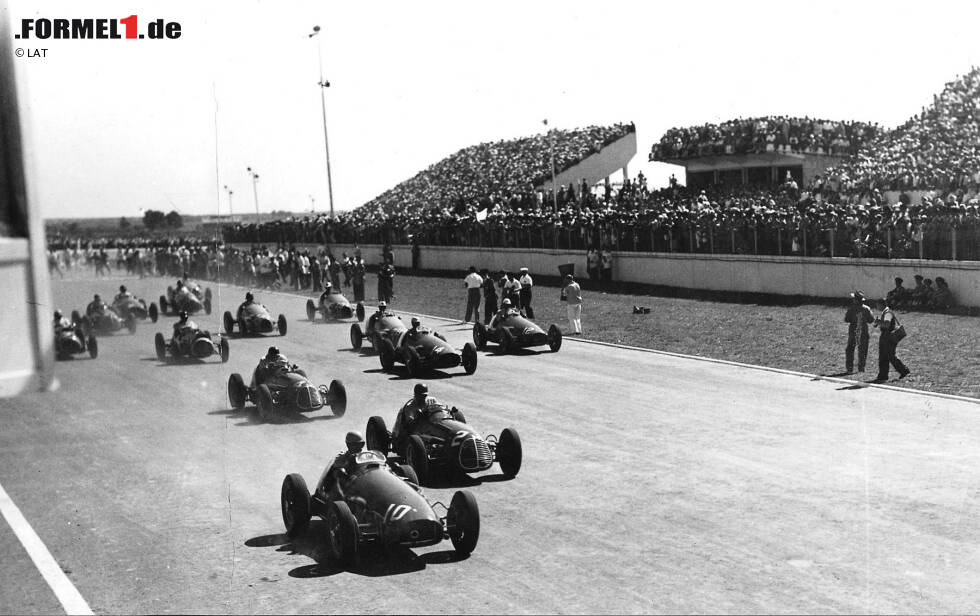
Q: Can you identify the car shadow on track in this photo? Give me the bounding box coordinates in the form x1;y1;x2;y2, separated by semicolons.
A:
245;524;465;578
422;471;513;489
207;407;339;426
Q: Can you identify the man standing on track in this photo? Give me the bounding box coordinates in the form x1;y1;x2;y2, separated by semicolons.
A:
844;291;873;373
481;269;498;325
560;273;582;335
518;267;535;319
463;266;483;324
873;297;910;382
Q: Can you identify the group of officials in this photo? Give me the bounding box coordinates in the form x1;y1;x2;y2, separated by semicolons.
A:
844;291;910;382
462;266;583;335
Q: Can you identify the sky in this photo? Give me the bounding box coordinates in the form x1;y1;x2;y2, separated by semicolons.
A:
8;0;980;221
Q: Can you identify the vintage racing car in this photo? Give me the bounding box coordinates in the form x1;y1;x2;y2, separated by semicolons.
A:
112;296;159;323
55;323;98;360
367;400;521;484
306;288;364;322
377;324;477;377
223;302;287;337
349;312;407;353
154;325;229;363
159;281;212;316
280;450;479;565
473;312;562;353
73;306;137;335
227;363;346;419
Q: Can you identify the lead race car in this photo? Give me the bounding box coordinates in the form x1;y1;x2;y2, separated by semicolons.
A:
306;284;364;322
227;351;346;419
473;307;562;353
154;317;229;363
223;296;286;337
280;449;480;566
159;280;212;316
367;397;521;485
377;319;477;377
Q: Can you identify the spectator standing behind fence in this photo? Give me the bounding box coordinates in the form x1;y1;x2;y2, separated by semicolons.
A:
519;267;535;319
481;269;498;326
560;274;583;335
600;248;613;282
463;266;483;324
872;297;910;383
377;260;395;303
844;291;873;374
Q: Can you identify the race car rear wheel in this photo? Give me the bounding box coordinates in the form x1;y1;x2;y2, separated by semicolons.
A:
256;384;274;419
326;500;359;567
406;435;430;485
497;428;523;478
406;348;424;378
223;311;235;335
472;322;488;350
547;323;563;353
87;336;99;359
349;324;363;350
327;380;347;417
219;338;230;363
305;299;316;322
149;303;158;323
277;314;287;336
447;490;480;555
159;296;168;315
379;339;396;372
281;473;311;539
154;332;167;361
204;288;213;303
203;297;212;316
462;343;478;375
227;373;247;409
366;416;390;453
355;302;365;322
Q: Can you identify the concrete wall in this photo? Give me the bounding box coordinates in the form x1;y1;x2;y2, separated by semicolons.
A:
234;242;980;307
0;239;50;395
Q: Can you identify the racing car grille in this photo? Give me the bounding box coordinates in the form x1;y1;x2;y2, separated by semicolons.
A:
458;436;493;472
294;386;323;410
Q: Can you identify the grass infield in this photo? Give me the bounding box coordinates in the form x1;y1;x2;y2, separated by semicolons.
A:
330;270;979;401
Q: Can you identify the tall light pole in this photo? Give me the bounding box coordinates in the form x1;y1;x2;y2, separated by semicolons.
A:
309;25;335;219
544;119;558;212
246;167;260;222
223;185;234;217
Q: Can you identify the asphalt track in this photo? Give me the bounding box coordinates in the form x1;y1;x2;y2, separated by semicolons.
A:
3;274;980;614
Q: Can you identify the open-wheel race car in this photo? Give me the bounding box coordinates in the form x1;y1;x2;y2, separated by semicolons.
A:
280;450;480;566
73;307;137;336
154;325;229;363
159;281;212;316
55;324;98;360
367;401;521;485
223;302;287;337
349;312;407;354
473;312;562;353
306;289;364;322
377;325;478;377
227;362;346;419
112;295;159;323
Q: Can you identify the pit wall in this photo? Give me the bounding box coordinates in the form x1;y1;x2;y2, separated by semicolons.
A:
232;243;980;307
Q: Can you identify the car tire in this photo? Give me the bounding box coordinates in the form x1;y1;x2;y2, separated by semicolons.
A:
461;343;478;375
257;384;274;419
71;310;81;325
277;314;287;336
228;373;247;409
547;323;563;353
355;302;365;322
472;322;487;350
406;435;429;485
87;335;98;359
305;299;316;322
149;302;158;323
281;473;311;539
497;428;523;478
203;297;212;316
350;324;363;350
379;339;396;371
159;296;168;315
219;338;230;363
447;490;480;555
393;462;419;485
366;416;390;453
327;380;347;417
223;311;235;335
154;332;167;361
326;500;359;567
406;347;423;378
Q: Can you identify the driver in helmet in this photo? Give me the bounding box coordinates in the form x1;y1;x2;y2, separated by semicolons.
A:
405;317;425;341
86;294;108;317
491;298;517;327
53;309;72;334
237;291;256;320
366;300;393;332
392;383;440;447
172;310;199;353
319;281;335;304
255;345;296;384
323;431;366;497
114;285;132;303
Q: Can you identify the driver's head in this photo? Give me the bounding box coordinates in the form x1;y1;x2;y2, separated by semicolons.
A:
94;294;102;302
413;382;428;402
345;431;365;453
54;310;63;320
245;292;254;302
411;317;421;329
378;301;387;311
501;298;512;309
119;285;127;293
266;346;280;361
176;280;184;288
323;281;332;291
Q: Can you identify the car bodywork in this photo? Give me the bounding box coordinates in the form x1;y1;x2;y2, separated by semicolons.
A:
223;303;286;337
54;325;97;360
112;296;159;323
227;364;346;419
279;450;480;565
73;307;137;335
159;283;212;316
349;314;407;354
306;290;364;322
473;313;562;353
154;326;229;363
377;327;477;377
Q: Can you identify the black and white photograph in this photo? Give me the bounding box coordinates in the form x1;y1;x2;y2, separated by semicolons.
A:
2;0;980;613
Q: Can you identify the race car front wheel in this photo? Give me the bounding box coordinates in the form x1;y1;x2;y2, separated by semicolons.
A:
406;435;429;485
154;332;167;361
327;380;347;417
281;473;311;539
366;416;390;453
326;500;359;567
497;428;523;479
447;490;480;555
